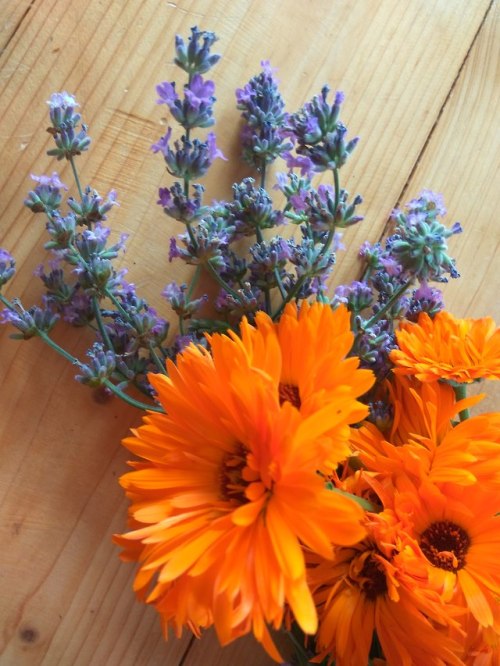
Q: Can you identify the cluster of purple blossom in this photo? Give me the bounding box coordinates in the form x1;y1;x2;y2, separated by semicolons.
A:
0;26;462;411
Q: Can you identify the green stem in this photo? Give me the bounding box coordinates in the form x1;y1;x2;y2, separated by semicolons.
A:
259;162;266;189
205;260;244;303
272;276;306;320
92;296;113;350
69;155;84;201
274;268;287;301
330;487;378;513
35;329;78;365
185;219;198;249
453;383;470;421
273;169;341;320
363;279;412;329
0;293;162;411
104;288;129;321
317;168;340;261
186;265;201;300
0;292;15;311
36;330;165;412
255;224;271;315
148;342;167;374
286;629;313;666
256;164;272;315
183;126;191;197
102;379;165;413
104;289;167;375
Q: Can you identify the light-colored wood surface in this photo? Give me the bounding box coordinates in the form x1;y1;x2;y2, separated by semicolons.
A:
0;1;498;664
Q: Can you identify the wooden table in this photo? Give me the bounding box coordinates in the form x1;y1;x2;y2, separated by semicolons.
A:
0;1;498;664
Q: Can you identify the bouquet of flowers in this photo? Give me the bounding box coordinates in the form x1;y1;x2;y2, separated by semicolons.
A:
1;27;499;666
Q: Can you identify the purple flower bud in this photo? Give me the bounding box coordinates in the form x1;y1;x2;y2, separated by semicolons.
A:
24;172;67;213
248;237;292;290
47;91;78;110
188;74;215;101
45;212;77;250
168;237;181;262
333;280;373;312
286;87;357;172
156;81;179;106
380;256;403;277
0;301;59;338
174;27;220;76
283;152;314;177
67;187;119;226
47;92;80;130
157;75;216;130
406;281;444;322
75;342;116;387
157;183;207;223
62;291;94;326
151;127;172;155
152;130;225;180
169;215;234;268
388;191;461;282
206;132;226;162
0;249;16;287
30;172;68;190
215;283;261;319
162;281;208;318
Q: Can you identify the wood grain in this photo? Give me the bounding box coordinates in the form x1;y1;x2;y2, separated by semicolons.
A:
398;1;499;414
0;1;497;664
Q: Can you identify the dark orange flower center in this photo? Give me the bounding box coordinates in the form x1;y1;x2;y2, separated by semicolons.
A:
420;520;470;572
278;382;301;409
220;444;248;504
354;552;388;601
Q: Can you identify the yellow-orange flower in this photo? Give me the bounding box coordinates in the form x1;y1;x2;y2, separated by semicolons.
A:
115;303;372;659
351;376;500;489
308;509;463;666
394;481;500;633
232;301;374;461
390;311;500;383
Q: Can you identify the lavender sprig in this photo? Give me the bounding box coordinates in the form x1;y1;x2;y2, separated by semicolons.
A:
0;26;464;411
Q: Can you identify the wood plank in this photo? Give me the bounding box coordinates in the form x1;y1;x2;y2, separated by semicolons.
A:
0;0;492;300
182;629;293;666
397;1;499;413
0;0;34;54
0;0;495;664
400;1;498;319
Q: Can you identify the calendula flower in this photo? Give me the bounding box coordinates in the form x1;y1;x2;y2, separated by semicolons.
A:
235;301;374;463
115;304;371;660
351;376;500;489
308;509;463;666
391;311;500;383
395;481;500;632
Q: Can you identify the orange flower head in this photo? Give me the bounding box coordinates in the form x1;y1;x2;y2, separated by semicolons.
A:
309;509;464;666
233;301;374;449
395;481;500;632
115;303;372;659
351;375;500;489
390;311;500;383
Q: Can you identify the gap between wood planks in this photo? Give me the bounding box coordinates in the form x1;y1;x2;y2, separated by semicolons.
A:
389;0;496;230
178;635;197;666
